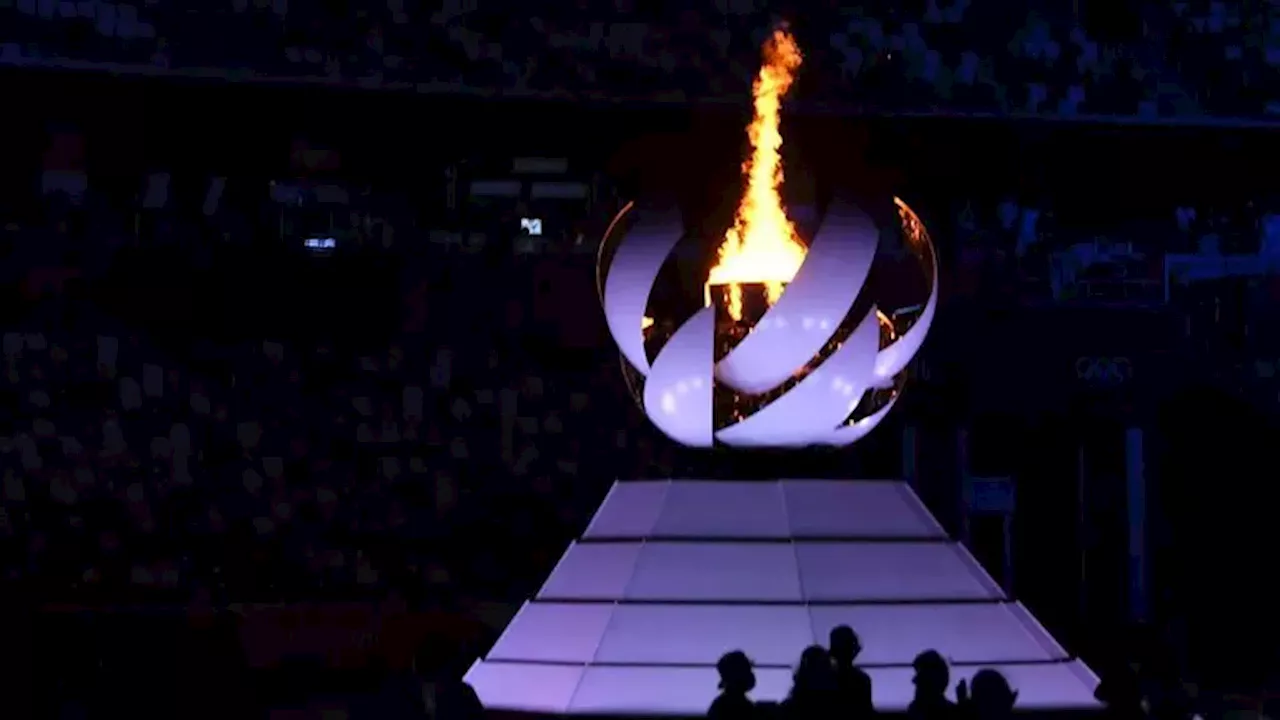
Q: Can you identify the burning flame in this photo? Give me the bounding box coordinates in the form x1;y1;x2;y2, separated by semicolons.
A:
706;28;807;321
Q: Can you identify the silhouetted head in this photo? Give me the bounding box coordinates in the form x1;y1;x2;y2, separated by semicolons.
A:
970;669;1018;716
413;640;474;683
912;650;950;696
412;641;439;679
717;651;757;694
829;625;862;665
794;645;835;690
1094;664;1143;709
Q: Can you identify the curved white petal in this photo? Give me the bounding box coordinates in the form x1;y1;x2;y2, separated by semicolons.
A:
873;202;939;386
819;392;901;446
715;308;881;447
643;307;715;448
716;203;879;395
602;204;685;376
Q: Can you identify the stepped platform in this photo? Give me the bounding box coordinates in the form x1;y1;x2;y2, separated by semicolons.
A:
467;480;1100;716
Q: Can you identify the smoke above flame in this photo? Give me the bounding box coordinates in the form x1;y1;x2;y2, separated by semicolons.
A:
706;28;807;321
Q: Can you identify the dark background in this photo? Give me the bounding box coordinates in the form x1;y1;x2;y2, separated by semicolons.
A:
2;65;1278;711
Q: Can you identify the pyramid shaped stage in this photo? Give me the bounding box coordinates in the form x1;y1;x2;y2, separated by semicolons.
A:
466;480;1100;716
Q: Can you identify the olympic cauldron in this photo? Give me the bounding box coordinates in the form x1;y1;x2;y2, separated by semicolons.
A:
596;197;939;448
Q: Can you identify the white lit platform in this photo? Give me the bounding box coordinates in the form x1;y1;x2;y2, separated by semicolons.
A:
466;480;1100;716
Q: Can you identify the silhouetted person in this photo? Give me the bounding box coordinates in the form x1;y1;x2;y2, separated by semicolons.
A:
783;645;838;720
830;625;874;719
964;669;1017;720
433;676;485;720
176;606;253;720
709;651;758;720
1094;664;1145;720
365;644;428;718
366;642;484;720
1132;637;1193;720
908;650;959;720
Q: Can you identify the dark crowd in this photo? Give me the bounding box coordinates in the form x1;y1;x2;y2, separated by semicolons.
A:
3;2;1280;717
2;122;1277;717
5;0;1280;121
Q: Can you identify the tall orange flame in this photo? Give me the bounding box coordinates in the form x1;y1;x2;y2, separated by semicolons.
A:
706;28;807;321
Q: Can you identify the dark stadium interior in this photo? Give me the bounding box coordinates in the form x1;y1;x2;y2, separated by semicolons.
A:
4;2;1280;718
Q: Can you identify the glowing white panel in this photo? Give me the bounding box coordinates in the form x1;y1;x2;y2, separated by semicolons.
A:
861;662;1101;711
781;480;947;538
582;481;669;538
716;203;880;395
807;603;1069;665
465;660;584;714
475;479;1099;715
878;662;1100;712
716;309;881;447
601;203;684;376
537;542;642;600
468;660;1100;714
821;393;900;446
642;306;714;448
623;542;802;602
593;604;814;666
795;542;1003;602
583;480;948;540
651;481;789;538
872;211;939;385
569;666;796;715
495;601;1067;669
486;602;616;664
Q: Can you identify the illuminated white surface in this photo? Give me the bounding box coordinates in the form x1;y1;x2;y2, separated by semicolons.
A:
467;479;1100;715
716;308;880;447
715;203;879;395
823;393;901;446
642;307;715;448
601;202;685;376
582;480;951;540
873;203;940;385
468;660;1101;714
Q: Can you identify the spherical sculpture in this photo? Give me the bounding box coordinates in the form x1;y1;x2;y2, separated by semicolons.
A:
596;198;938;448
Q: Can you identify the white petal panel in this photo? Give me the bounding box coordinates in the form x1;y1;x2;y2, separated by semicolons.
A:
475;479;1099;715
873;200;939;384
643;306;714;448
601;202;685;376
820;392;900;446
716;308;881;447
716;203;879;395
468;660;1100;714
